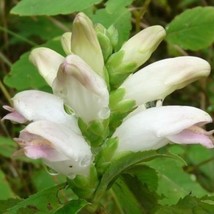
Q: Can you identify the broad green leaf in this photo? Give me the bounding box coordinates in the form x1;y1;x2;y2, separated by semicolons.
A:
4;52;47;90
166;7;214;50
112;177;143;214
156;195;214;214
94;151;183;202
126;165;158;192
0;136;17;158
146;157;208;205
4;38;63;91
6;184;69;214
11;0;102;16
122;173;159;213
88;8;132;49
105;0;134;13
32;169;66;192
0;199;21;213
183;145;214;192
54;199;88;214
13;17;65;41
0;170;16;200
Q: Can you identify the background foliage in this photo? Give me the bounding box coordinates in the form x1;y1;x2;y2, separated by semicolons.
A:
1;0;214;213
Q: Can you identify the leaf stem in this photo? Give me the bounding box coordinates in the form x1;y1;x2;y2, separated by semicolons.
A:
0;26;37;46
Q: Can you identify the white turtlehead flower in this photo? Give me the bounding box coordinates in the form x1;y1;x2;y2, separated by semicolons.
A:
120;56;211;106
15;120;92;179
53;54;110;123
113;106;214;155
3;90;92;178
119;25;166;68
71;12;104;77
2;90;78;131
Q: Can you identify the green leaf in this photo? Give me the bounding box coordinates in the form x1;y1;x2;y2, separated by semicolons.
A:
11;0;102;16
0;170;16;200
6;184;68;214
4;52;47;91
112;177;143;214
13;17;64;41
0;136;17;158
54;199;88;214
105;0;134;13
156;195;214;214
93;151;182;203
0;199;21;213
166;7;214;50
88;8;132;49
146;157;208;205
4;38;63;91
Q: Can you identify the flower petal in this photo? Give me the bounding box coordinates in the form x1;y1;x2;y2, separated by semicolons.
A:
53;54;109;122
113;106;213;154
29;47;64;86
167;125;214;148
2;105;27;123
121;56;211;106
61;32;72;55
71;12;104;77
19;120;92;178
11;90;79;132
120;25;166;68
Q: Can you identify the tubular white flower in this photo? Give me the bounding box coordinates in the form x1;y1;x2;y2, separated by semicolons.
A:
71;12;104;77
15;120;92;178
3;90;80;133
53;54;110;123
113;106;214;155
120;25;166;68
29;47;64;86
121;56;211;106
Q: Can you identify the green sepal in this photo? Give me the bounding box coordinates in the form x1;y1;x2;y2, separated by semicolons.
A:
107;51;137;88
78;118;109;147
109;88;136;132
97;32;113;61
96;32;113;61
95;138;119;175
107;25;119;50
67;165;98;200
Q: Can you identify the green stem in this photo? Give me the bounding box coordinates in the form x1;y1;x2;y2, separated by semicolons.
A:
0;51;12;67
0;26;37;46
0;79;12;105
110;189;124;214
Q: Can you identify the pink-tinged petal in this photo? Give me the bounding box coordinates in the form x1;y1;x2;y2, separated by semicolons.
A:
12;90;79;133
16;121;92;178
167;126;214;148
29;47;64;86
53;54;109;122
2;105;27;123
113;106;213;154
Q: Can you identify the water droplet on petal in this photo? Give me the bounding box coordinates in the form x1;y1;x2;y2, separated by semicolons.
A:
45;166;59;176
